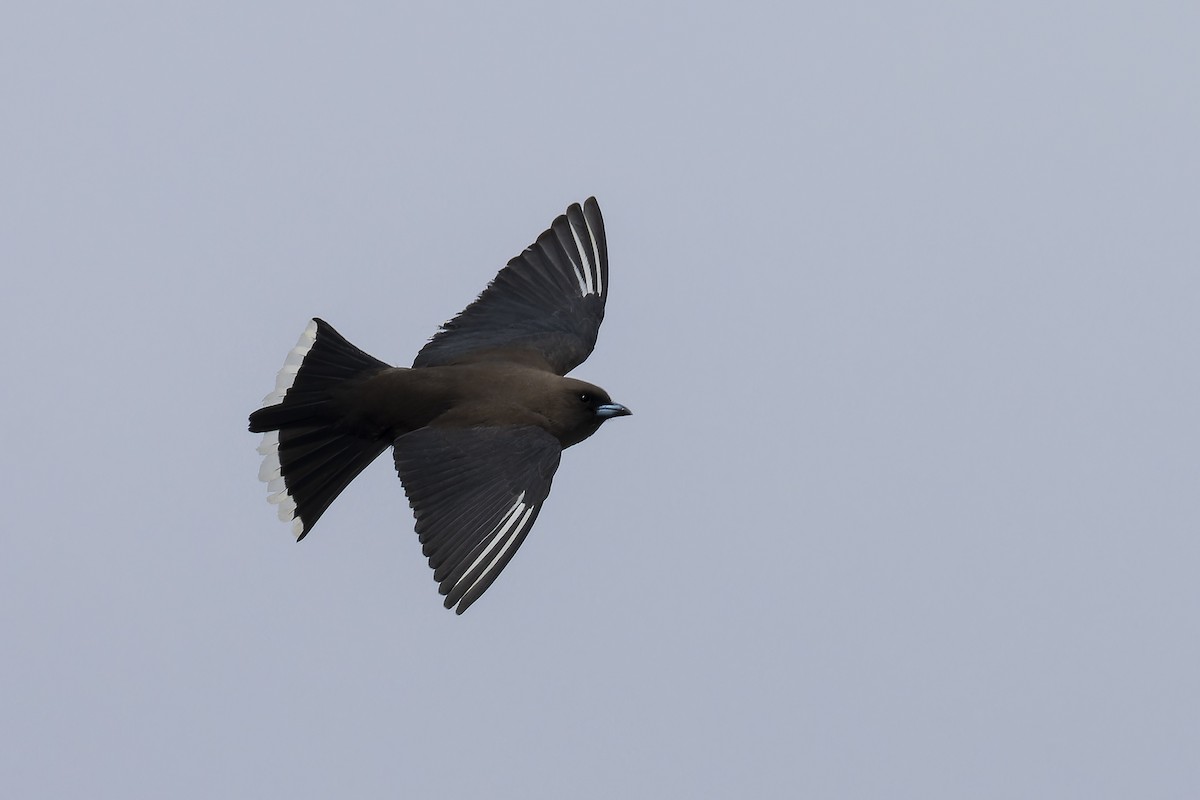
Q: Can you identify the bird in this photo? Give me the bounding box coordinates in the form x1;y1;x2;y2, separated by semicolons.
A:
249;197;630;614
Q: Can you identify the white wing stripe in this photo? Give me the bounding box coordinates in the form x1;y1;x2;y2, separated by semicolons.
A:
584;213;603;297
568;221;596;296
459;504;536;603
458;493;526;580
455;492;530;596
564;245;588;297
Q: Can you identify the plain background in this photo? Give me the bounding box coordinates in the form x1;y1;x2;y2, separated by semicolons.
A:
3;2;1197;797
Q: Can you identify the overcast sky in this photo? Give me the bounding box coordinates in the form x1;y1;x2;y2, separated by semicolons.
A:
3;2;1198;797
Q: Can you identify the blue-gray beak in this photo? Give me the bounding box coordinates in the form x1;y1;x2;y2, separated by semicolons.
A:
595;403;632;419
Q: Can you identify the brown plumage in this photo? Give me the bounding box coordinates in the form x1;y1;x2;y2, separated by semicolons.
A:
249;198;630;613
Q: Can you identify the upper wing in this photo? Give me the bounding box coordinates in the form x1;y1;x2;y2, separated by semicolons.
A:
412;197;608;375
393;425;563;614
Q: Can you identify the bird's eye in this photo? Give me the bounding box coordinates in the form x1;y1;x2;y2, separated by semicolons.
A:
578;393;592;404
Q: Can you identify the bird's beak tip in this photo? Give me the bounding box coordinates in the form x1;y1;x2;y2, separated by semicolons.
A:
596;403;632;419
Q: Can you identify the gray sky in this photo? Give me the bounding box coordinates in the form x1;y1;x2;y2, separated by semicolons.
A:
3;2;1197;797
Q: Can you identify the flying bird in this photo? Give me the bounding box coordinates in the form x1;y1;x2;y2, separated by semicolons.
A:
249;198;630;613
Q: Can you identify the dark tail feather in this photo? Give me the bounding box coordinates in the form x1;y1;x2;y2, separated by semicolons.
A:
249;319;391;540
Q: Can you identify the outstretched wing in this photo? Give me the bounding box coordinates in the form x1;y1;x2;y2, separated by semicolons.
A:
413;197;608;375
393;425;563;613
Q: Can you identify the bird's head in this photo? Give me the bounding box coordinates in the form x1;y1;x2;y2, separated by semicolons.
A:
552;378;631;448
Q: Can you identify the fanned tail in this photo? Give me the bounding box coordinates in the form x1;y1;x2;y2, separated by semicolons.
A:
249;319;390;540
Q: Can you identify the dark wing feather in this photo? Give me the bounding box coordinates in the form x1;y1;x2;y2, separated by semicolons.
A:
412;197;608;375
393;426;562;613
